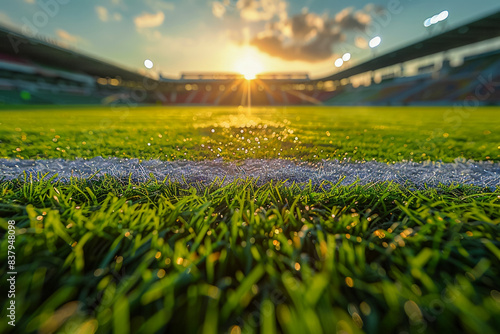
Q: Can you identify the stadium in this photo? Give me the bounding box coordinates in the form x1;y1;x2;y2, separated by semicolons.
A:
0;1;499;333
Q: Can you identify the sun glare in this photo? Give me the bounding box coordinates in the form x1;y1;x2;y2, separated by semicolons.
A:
243;70;257;80
235;53;263;80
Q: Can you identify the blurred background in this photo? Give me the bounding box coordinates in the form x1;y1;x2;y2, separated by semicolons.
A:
0;0;499;106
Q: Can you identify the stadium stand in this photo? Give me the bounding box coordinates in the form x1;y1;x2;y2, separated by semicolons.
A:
0;10;499;106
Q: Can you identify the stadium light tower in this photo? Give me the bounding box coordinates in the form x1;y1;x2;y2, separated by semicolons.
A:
369;36;382;49
367;36;382;84
424;10;449;34
369;36;382;58
144;59;154;69
424;10;449;27
334;52;352;69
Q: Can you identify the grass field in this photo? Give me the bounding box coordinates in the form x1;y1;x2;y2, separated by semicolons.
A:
0;106;499;162
1;106;500;334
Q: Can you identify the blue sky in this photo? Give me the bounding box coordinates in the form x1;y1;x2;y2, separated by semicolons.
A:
1;0;499;78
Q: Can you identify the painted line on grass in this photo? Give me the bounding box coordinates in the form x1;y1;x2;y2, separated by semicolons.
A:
1;158;499;189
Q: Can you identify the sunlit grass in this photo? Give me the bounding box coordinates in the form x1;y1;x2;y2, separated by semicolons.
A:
0;106;498;162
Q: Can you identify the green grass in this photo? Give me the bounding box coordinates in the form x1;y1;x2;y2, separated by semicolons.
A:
0;106;499;162
0;106;499;333
1;176;500;333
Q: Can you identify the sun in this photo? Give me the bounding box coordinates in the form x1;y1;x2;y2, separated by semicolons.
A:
235;55;263;80
243;70;258;80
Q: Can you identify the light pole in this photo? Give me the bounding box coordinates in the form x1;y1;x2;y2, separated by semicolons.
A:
368;37;382;85
369;36;382;56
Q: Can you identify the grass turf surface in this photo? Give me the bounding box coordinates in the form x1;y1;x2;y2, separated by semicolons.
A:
0;106;499;162
0;106;500;333
0;177;499;333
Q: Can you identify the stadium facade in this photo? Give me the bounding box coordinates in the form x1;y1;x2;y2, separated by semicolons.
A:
0;11;499;106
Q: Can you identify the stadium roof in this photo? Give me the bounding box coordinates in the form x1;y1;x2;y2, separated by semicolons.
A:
322;10;500;82
0;25;147;81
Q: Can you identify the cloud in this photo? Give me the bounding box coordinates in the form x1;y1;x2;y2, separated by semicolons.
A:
355;36;368;49
251;20;344;62
237;0;287;22
248;4;379;62
24;0;35;4
134;11;165;29
285;11;325;41
56;29;81;43
335;7;371;30
250;9;345;62
96;6;109;22
211;0;286;21
212;2;226;19
96;6;123;22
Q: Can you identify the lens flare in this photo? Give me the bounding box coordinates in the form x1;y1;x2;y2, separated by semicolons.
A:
234;49;263;80
342;53;351;61
236;58;262;80
424;10;449;27
144;59;154;69
369;36;382;48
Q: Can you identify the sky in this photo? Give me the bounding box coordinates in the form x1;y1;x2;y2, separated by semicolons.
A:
1;0;499;79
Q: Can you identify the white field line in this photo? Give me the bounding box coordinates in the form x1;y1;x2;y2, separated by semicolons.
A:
1;158;499;189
